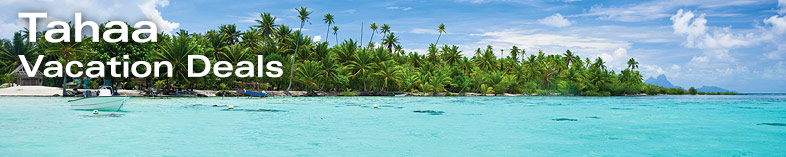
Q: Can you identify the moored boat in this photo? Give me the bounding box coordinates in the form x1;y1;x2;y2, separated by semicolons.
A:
69;86;128;111
236;89;268;97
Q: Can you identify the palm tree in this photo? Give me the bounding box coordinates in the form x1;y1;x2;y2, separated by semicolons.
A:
217;44;252;87
435;23;446;45
510;46;521;62
294;60;324;95
372;61;402;92
254;12;278;39
332;26;339;44
321;54;342;91
323;13;334;42
0;32;35;66
368;22;378;47
153;30;202;87
441;45;461;66
563;49;575;67
627;58;639;70
219;24;241;45
381;32;399;51
41;31;89;96
286;6;312;93
380;24;391;36
347;49;375;92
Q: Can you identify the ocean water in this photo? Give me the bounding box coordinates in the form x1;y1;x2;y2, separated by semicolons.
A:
1;95;785;156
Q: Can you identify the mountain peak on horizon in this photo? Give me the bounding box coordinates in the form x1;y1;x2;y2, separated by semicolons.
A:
645;74;681;89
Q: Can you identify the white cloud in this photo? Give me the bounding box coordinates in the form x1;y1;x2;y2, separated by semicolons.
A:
0;0;179;39
342;9;357;14
779;0;786;15
671;64;681;70
138;0;179;33
576;0;762;22
537;13;572;27
455;0;493;4
386;6;413;11
764;43;786;60
469;30;630;56
762;61;786;79
670;9;768;64
642;64;666;76
411;28;439;35
598;48;632;70
0;22;22;39
312;35;322;42
764;15;786;34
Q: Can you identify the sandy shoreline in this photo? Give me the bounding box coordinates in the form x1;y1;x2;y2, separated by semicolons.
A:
0;86;659;97
0;86;525;97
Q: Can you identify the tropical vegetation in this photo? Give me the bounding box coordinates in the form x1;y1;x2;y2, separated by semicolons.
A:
0;6;729;96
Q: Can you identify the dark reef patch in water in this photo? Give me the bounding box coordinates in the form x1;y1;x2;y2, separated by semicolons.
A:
82;113;125;118
552;118;578;121
585;116;600;119
413;110;445;115
221;109;287;112
757;123;786;126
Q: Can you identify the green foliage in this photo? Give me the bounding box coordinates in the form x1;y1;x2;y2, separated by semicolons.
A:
0;7;728;97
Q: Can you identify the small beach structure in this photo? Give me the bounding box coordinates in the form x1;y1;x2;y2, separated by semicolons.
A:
11;63;42;86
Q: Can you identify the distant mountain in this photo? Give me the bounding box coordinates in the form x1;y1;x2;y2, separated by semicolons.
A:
697;86;734;93
645;74;682;89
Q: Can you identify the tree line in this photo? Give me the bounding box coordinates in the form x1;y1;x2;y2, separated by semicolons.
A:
1;6;726;96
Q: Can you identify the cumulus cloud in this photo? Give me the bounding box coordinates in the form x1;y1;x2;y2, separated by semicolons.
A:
642;64;666;76
597;48;633;70
537;13;572;27
764;15;786;34
0;0;179;39
312;35;322;42
780;0;786;15
669;9;775;66
670;9;760;50
469;30;630;55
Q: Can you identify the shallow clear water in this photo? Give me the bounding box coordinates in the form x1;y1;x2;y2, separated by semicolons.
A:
1;95;785;156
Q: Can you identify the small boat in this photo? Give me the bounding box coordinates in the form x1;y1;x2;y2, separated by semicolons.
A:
236;89;268;97
69;86;128;112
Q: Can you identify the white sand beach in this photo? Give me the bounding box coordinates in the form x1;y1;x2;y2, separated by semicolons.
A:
0;86;148;97
0;86;65;96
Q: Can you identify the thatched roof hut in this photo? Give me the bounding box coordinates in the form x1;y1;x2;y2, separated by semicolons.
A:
11;64;43;86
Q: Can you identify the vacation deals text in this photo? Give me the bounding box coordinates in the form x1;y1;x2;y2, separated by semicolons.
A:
16;12;284;78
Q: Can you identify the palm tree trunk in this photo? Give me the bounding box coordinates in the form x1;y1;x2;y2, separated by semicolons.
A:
286;22;306;94
435;33;442;45
62;76;66;97
369;31;375;47
325;24;330;42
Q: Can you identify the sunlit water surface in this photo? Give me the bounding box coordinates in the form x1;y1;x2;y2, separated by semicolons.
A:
1;95;785;156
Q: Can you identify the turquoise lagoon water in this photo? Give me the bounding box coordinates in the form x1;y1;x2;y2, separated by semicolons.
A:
1;95;785;156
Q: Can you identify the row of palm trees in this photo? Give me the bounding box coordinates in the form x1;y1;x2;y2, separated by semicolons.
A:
0;6;693;96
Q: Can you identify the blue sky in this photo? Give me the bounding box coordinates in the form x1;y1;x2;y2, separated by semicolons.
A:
2;0;786;92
